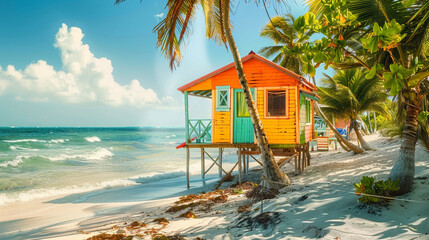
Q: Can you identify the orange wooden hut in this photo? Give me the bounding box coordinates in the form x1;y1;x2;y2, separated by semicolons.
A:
177;51;320;187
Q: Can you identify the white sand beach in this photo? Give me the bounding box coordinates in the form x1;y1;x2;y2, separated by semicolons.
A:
1;134;428;240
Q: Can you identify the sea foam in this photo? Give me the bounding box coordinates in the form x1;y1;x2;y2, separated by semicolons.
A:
132;171;186;184
4;138;68;144
0;178;137;206
10;146;40;151
48;147;113;161
85;136;101;142
48;139;69;143
0;156;24;168
4;139;45;143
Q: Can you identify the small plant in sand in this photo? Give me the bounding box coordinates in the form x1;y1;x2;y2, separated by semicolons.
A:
246;183;278;213
354;176;400;204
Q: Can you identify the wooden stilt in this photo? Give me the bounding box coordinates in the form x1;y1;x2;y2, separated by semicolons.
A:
306;143;311;166
242;151;246;174
297;146;302;173
186;146;190;189
301;144;306;172
246;154;249;173
294;155;298;172
218;148;223;177
201;148;205;179
238;148;242;185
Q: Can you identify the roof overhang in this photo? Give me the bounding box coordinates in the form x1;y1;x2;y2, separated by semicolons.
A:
188;90;212;99
178;51;315;93
300;89;321;101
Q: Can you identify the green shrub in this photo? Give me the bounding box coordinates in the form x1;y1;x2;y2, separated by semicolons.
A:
354;176;400;204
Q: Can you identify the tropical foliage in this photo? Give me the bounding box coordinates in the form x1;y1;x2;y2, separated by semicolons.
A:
318;69;389;150
354;176;400;204
292;0;428;194
259;14;303;74
380;97;429;150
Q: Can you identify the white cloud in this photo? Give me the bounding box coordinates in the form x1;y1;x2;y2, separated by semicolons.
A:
155;13;164;21
0;23;173;108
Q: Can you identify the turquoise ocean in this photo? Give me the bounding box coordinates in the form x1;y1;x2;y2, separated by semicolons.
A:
0;127;229;206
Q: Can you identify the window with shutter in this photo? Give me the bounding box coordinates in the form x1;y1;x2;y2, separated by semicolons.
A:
216;86;230;111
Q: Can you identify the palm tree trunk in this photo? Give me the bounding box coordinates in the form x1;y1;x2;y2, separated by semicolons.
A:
337;137;351;152
221;1;290;189
373;112;377;132
367;111;373;133
352;119;373;150
390;95;423;195
358;115;370;135
315;102;365;153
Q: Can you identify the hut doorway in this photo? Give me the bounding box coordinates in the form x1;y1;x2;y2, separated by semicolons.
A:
233;88;255;143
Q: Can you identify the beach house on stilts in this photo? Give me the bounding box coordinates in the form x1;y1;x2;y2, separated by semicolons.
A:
177;51;320;188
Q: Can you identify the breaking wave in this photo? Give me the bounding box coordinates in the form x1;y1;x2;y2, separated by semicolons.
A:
84;136;101;142
48;148;113;161
0;171;188;205
0;156;24;168
132;171;186;184
3;139;69;143
0;179;138;206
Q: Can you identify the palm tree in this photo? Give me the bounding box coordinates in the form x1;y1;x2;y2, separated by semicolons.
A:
317;69;389;151
114;0;290;189
259;14;365;152
303;0;429;194
259;14;302;74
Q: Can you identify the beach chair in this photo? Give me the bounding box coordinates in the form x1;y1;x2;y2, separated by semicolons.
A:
317;136;329;151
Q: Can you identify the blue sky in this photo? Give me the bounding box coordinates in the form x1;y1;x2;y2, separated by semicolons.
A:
0;0;313;127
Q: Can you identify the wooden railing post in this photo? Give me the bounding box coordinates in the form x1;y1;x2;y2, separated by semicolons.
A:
184;91;190;143
201;148;205;179
218;148;223;177
186;146;190;189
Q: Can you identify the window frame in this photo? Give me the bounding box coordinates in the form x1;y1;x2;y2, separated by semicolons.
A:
264;87;289;119
216;86;230;112
305;98;312;125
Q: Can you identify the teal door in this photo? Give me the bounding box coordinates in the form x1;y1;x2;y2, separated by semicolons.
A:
233;88;255;143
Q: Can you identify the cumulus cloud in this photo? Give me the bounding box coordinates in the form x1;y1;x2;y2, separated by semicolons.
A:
0;23;172;108
155;13;164;21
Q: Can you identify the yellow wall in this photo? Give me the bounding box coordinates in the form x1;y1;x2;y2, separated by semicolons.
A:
212;90;231;143
257;87;297;144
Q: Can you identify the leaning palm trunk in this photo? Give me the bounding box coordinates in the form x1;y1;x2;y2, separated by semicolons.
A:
366;112;375;133
368;112;373;133
373;112;377;132
358;115;370;135
315;102;365;153
352;119;373;150
390;94;423;194
222;1;290;189
337;138;351;152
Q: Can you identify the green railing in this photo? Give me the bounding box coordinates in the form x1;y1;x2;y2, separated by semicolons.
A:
188;119;212;143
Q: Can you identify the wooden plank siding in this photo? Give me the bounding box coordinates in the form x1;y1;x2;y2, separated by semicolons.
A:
186;78;212;91
211;58;298;89
187;55;318;145
256;87;297;144
212;90;231;143
210;58;300;144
